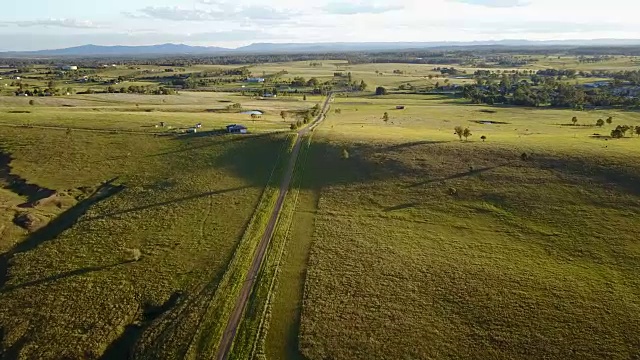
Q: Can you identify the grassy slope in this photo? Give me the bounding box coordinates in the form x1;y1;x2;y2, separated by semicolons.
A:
296;97;640;359
0;124;289;358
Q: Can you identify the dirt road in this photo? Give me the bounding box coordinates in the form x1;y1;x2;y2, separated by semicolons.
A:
215;94;332;360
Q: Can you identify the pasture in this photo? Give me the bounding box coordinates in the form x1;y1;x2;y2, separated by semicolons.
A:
2;56;640;360
0;92;310;358
262;94;640;359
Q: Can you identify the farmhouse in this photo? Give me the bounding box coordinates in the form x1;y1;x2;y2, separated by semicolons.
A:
246;77;265;83
61;65;78;71
226;124;248;134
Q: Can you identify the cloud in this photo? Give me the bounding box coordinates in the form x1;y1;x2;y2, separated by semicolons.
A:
3;18;104;29
323;1;404;14
452;0;530;7
127;4;296;22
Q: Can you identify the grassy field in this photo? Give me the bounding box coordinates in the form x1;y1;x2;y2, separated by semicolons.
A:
259;94;640;359
2;58;640;359
0;92;309;358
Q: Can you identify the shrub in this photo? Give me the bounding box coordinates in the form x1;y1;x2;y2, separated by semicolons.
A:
448;187;458;196
454;126;464;140
341;148;350;159
611;129;624;139
375;86;387;96
462;128;472;141
28;99;35;106
480;135;487;142
596;119;605;127
521;152;530;161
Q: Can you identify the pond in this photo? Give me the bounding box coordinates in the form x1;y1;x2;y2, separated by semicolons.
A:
241;110;264;115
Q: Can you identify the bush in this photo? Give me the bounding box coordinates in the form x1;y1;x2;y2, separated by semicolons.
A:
521;152;530;161
448;187;458;196
28;99;35;106
375;86;388;96
341;148;350;159
611;129;624;139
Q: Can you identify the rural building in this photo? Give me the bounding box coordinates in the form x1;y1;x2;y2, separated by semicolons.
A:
186;128;197;134
226;124;248;134
396;105;406;110
61;65;78;71
246;77;265;83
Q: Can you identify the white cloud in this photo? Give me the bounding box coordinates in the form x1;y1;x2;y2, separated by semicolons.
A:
3;18;105;29
451;0;530;7
323;1;404;14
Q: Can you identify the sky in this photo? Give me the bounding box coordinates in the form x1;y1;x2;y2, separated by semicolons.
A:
0;0;639;51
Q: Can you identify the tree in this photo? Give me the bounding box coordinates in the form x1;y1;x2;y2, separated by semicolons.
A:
359;80;368;91
481;135;487;142
454;126;464;140
611;129;624;139
375;86;387;96
280;111;287;121
572;116;578;125
28;99;35;106
463;128;472;141
635;126;640;137
596;119;605;127
303;95;307;101
383;112;389;122
606;116;613;124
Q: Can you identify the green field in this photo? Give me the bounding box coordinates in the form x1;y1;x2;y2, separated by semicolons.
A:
1;57;640;359
260;96;640;359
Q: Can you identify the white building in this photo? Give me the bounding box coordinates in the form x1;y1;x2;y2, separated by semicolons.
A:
61;65;78;71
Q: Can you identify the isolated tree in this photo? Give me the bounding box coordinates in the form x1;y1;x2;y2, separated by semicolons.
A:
280;111;287;121
383;112;389;122
481;135;487;142
463;128;472;141
28;99;34;106
334;108;342;114
303;94;307;101
572;116;578;125
596;119;605;127
606;116;613;124
611;129;624;139
635;126;640;137
454;126;465;140
375;86;387;96
359;80;368;91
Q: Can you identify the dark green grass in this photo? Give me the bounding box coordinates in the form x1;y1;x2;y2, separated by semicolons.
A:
299;138;640;360
0;127;289;358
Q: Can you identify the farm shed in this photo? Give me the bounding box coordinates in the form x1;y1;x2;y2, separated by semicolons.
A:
226;124;248;134
396;105;405;110
246;77;265;83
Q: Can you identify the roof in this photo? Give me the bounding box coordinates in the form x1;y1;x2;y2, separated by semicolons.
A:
226;124;247;130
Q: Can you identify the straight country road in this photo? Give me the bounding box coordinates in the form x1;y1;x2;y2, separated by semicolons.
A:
215;94;333;360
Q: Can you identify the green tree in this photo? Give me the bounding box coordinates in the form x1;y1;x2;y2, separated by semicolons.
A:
454;126;464;140
383;112;389;122
635;126;640;137
359;80;368;91
303;94;307;101
375;86;387;96
28;99;35;106
596;119;605;127
606;116;613;124
463;128;472;141
280;111;287;121
341;148;350;160
572;116;578;125
481;135;487;142
611;129;624;138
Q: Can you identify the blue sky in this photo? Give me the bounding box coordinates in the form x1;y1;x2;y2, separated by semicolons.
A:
0;0;638;50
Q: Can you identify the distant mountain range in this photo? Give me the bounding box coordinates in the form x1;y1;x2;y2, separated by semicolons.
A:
3;39;640;57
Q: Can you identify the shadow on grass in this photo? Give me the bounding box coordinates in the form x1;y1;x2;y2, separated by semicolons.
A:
406;165;507;188
0;327;28;360
100;292;183;360
0;151;56;204
0;260;135;294
81;186;249;222
533;156;640;197
0;178;124;289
